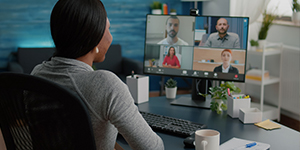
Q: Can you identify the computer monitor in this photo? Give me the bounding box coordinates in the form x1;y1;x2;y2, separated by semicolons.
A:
143;14;249;108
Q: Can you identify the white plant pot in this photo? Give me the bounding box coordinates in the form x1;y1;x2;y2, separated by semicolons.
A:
257;40;266;51
165;87;177;99
152;9;162;15
292;12;300;25
214;99;224;113
249;46;257;51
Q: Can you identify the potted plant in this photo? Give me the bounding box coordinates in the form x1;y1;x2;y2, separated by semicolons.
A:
250;39;259;51
165;78;177;99
150;1;162;14
170;9;177;15
292;0;300;24
257;10;276;49
199;82;241;114
149;58;156;67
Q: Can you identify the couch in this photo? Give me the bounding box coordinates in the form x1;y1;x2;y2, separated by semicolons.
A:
8;44;143;82
8;47;55;74
93;44;143;82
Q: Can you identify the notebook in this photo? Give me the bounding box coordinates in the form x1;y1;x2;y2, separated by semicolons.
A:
220;137;270;150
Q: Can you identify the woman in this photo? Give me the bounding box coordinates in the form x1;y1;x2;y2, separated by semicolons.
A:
162;46;181;68
213;49;239;74
30;0;164;150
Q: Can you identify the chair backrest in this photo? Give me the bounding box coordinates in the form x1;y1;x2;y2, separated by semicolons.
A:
0;73;96;150
17;48;55;74
93;44;122;74
199;34;208;46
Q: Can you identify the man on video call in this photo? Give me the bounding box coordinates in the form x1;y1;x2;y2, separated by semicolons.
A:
157;16;189;45
205;18;240;48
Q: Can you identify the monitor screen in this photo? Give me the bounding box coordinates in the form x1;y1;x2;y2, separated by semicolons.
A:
143;14;249;82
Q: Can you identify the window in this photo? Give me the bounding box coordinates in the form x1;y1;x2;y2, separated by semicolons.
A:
266;0;293;17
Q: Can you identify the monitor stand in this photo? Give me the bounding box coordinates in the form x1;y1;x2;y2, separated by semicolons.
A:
170;79;212;109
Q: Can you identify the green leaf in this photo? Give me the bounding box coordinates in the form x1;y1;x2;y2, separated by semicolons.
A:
208;81;241;114
214;102;219;108
150;1;162;9
199;93;208;97
250;40;259;46
221;103;227;110
165;78;177;88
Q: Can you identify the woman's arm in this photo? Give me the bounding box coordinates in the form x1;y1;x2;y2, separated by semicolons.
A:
173;56;181;68
106;74;164;150
162;56;169;68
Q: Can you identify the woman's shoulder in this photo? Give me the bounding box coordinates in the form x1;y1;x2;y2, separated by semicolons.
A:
231;65;238;70
213;65;222;72
229;65;239;73
73;70;122;85
214;65;222;69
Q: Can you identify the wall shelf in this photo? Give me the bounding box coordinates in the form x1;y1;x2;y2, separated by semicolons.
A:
246;42;283;121
245;76;280;86
247;48;281;56
251;102;279;120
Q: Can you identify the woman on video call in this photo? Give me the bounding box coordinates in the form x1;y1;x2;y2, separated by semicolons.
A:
162;46;181;68
213;49;239;74
30;0;164;150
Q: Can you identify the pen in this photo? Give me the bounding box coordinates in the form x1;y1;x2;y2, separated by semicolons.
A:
227;88;231;96
246;142;257;148
243;95;250;99
230;142;257;150
131;70;134;78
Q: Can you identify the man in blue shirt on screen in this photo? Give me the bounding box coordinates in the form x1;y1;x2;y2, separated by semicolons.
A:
205;18;240;48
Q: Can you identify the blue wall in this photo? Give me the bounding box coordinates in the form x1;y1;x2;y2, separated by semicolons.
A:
0;0;56;69
0;0;199;90
103;0;183;61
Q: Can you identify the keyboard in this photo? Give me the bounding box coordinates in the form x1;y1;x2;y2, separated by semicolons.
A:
140;111;206;137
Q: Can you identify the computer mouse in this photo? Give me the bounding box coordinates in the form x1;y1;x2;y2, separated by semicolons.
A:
183;136;195;148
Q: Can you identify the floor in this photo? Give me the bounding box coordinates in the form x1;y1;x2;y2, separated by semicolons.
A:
278;114;300;132
149;90;300;132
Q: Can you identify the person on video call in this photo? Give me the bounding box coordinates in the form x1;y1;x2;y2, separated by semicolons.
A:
213;49;239;74
205;18;240;48
162;46;181;68
30;0;164;150
157;16;189;45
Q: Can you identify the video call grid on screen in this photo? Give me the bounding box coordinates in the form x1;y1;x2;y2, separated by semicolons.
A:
143;14;249;82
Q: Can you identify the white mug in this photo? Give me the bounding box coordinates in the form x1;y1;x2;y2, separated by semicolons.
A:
195;129;220;150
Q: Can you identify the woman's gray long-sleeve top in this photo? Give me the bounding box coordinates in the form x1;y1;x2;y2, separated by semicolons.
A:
31;57;164;150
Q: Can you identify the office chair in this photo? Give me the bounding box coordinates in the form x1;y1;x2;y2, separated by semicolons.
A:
0;73;96;150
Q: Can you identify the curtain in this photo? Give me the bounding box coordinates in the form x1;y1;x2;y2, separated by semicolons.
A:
230;0;271;44
229;0;271;93
230;0;270;24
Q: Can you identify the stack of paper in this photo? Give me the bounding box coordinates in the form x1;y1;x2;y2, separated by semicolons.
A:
220;137;270;150
246;69;269;81
255;119;281;130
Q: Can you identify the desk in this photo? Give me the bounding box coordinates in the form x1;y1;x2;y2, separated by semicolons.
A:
117;95;300;150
